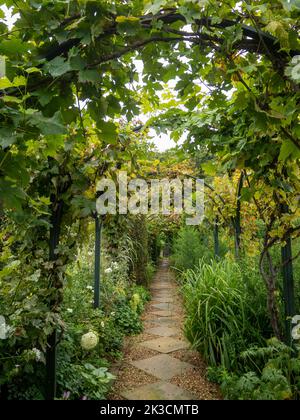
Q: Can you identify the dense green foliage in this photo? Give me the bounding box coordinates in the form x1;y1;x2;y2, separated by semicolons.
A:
182;259;270;370
172;225;228;271
217;338;300;400
0;217;153;399
178;230;300;399
0;0;300;401
172;227;213;271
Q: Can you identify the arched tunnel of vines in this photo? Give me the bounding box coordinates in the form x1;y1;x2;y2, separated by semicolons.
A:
0;0;300;403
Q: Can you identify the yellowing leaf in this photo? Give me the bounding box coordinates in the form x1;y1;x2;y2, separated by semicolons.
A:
65;16;86;30
202;161;217;176
25;67;42;74
0;77;13;89
115;16;140;23
1;95;21;103
265;21;289;47
265;21;283;34
13;76;26;87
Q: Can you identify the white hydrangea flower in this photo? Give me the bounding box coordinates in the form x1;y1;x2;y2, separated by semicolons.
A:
292;315;300;340
101;321;105;328
81;331;99;350
0;315;10;340
32;348;43;362
292;325;300;340
104;268;112;274
86;285;93;290
66;308;73;313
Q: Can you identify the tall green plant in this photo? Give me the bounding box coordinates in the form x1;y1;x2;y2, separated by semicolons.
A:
220;339;300;400
182;259;270;370
172;226;213;272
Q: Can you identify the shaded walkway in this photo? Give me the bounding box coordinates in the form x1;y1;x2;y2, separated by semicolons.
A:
110;259;220;400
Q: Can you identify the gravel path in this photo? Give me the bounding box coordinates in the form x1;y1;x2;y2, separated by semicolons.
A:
109;259;221;400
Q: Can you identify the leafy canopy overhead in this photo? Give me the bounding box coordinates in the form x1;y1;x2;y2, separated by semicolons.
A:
0;0;299;216
0;0;299;376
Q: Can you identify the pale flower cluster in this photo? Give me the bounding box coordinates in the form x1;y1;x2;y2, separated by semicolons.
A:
81;331;99;350
0;315;12;340
104;261;119;274
32;347;44;362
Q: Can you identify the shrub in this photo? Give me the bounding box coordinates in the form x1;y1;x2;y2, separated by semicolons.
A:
130;285;151;315
55;247;150;399
269;237;300;315
221;368;292;400
145;262;156;286
220;339;300;400
181;258;269;370
112;297;143;335
57;362;114;400
172;226;214;272
128;215;151;286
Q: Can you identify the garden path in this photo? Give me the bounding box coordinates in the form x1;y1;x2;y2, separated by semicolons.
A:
110;259;220;400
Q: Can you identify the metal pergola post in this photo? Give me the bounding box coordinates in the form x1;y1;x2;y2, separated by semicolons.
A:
214;215;220;258
94;215;102;309
281;233;295;346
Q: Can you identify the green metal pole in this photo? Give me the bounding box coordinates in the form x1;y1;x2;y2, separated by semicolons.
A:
280;203;295;346
281;233;295;346
46;198;63;400
214;216;219;258
234;219;241;259
234;173;244;259
94;216;102;309
45;331;57;400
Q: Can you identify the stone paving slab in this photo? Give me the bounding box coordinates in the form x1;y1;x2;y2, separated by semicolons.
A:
152;280;172;284
151;283;174;288
152;297;174;303
151;302;175;310
131;354;194;380
149;310;175;317
111;259;220;401
152;294;175;300
153;289;175;294
141;336;189;353
144;320;159;326
146;325;180;337
151;289;174;294
121;381;197;400
147;317;178;326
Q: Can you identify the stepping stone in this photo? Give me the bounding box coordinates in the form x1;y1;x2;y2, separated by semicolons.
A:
151;288;173;294
131;354;193;380
149;317;178;326
153;297;174;303
152;295;175;301
151;302;175;311
141;337;189;353
150;310;174;317
121;381;196;400
146;325;180;337
153;288;174;292
151;284;173;289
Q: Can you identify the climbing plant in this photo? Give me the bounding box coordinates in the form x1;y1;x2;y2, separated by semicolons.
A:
0;0;300;399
